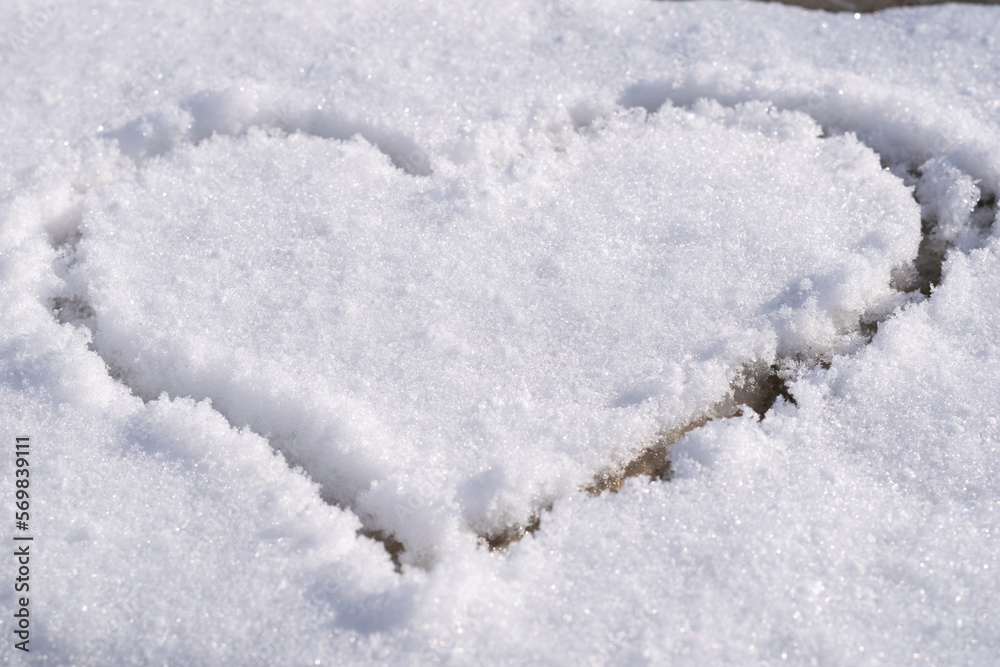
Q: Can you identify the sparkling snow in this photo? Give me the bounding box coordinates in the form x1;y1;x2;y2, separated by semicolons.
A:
1;0;999;664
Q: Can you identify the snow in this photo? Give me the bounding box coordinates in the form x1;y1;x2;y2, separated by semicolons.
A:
74;102;919;563
1;0;999;664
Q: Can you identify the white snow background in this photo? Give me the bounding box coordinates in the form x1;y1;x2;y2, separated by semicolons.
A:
1;0;1000;664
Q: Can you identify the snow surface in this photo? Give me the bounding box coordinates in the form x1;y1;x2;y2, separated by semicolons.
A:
1;0;999;664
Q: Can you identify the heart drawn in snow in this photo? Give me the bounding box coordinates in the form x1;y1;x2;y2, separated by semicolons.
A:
73;98;919;565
